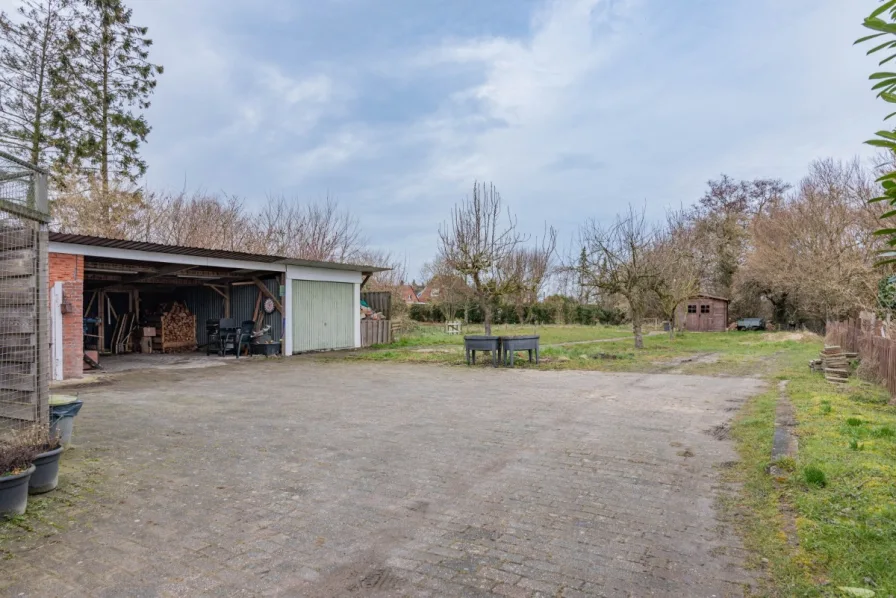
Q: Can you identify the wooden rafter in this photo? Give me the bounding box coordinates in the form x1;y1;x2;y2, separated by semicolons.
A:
253;278;283;314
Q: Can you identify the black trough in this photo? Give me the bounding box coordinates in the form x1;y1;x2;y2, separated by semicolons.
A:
464;335;501;367
501;335;540;367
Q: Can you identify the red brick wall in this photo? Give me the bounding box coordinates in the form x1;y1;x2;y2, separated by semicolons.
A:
48;253;84;379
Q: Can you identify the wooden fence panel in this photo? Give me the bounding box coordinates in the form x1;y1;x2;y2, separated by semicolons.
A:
360;291;392;320
826;319;896;398
360;320;392;347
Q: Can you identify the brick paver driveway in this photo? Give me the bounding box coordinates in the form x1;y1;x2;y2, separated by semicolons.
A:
3;360;763;597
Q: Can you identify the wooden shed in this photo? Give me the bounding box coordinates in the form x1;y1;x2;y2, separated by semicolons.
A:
677;294;729;332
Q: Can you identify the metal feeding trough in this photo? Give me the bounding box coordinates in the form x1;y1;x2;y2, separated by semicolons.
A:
463;335;541;367
500;335;540;367
463;335;501;367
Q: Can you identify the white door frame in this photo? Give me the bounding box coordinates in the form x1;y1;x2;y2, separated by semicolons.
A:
50;281;64;381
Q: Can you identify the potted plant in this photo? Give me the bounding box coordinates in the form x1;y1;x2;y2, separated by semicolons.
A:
0;440;38;518
21;425;63;495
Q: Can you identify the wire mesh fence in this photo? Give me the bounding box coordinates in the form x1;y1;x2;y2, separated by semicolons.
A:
0;151;50;438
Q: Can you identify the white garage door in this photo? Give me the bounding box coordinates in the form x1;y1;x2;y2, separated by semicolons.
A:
291;280;354;353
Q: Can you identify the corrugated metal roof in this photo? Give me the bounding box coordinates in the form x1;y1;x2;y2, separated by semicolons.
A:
48;232;389;273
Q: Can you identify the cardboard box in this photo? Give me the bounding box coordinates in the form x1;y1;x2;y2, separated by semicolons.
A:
140;337;153;354
141;327;156;337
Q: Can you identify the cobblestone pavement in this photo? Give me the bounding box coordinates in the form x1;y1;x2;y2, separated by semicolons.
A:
3;360;763;597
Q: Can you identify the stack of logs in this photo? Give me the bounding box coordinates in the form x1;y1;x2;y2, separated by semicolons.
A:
146;302;197;353
809;345;857;384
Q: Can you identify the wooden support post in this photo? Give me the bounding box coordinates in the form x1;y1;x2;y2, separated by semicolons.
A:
84;291;97;316
205;284;229;317
252;278;283;313
98;291;106;352
107;295;118;321
252;290;262;329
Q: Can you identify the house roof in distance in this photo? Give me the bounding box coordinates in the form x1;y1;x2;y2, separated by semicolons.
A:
48;232;390;274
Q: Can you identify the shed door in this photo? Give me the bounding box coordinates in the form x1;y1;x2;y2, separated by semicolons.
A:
699;303;712;331
291;280;354;353
686;303;698;331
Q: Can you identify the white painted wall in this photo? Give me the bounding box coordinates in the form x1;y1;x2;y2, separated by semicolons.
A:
353;283;361;348
49;242;287;272
284;265;362;284
50;282;63;381
284;279;294;355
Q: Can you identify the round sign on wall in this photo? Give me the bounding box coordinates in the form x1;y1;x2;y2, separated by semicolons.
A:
263;297;276;314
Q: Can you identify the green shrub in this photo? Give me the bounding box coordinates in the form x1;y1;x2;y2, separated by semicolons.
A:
820;401;832;415
803;465;827;487
872;426;895;439
848;439;864;451
846;417;863;427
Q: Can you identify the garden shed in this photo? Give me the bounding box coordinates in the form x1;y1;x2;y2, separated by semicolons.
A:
677;294;729;332
47;233;387;379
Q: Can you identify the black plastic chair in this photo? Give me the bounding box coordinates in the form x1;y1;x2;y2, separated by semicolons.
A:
237;320;256;358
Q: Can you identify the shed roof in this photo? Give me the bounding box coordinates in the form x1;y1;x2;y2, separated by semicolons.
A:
48;232;390;273
689;293;729;303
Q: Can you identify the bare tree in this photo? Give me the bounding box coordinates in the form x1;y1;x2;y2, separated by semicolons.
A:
504;225;557;323
51;171;150;238
738;158;888;327
649;211;701;339
438;181;527;335
420;258;474;322
256;195;363;262
579;205;658;348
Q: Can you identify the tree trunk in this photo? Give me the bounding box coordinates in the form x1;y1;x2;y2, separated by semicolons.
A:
668;311;675;340
483;303;492;336
31;9;53;166
100;17;110;197
632;310;644;349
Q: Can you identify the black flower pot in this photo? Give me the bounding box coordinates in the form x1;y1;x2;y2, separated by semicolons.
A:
29;447;63;494
0;465;35;518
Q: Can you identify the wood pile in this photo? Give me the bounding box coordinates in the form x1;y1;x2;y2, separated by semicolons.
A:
809;345;855;384
146;302;196;353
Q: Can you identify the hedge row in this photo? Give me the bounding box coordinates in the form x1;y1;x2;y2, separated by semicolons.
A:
408;302;626;326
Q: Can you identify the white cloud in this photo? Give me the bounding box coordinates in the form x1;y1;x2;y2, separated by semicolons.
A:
60;0;886;275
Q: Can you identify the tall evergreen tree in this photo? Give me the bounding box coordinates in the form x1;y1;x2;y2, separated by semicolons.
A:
56;0;161;193
0;0;72;166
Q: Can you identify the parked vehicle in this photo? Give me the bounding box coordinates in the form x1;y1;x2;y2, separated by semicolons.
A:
736;317;765;331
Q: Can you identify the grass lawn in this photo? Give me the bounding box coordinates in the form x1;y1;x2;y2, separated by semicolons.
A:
729;348;896;597
349;328;896;596
360;328;810;376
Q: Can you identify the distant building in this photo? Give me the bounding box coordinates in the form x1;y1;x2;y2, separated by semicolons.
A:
417;285;440;303
676;294;729;332
398;284;420;304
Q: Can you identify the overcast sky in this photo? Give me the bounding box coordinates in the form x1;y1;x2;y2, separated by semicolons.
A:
2;0;885;276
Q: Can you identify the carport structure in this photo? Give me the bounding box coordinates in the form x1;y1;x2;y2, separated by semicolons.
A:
47;233;387;379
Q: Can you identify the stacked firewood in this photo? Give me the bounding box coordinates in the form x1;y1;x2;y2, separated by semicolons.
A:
809;345;855;384
147;302;196;353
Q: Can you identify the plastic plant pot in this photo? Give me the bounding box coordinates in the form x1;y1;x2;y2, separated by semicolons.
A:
49;399;84;448
0;465;35;518
29;446;64;494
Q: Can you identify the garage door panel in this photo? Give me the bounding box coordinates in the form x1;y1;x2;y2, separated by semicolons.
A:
292;280;354;353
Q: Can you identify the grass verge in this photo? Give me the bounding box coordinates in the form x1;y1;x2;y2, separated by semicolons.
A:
728;343;896;597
